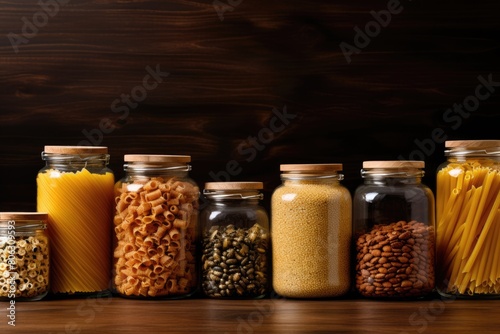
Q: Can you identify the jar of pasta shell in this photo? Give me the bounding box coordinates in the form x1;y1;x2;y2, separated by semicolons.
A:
37;146;114;297
271;164;352;298
436;140;500;299
0;212;49;301
352;161;436;299
112;154;200;299
200;182;270;299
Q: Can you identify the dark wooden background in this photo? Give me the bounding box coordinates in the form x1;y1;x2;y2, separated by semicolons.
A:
1;0;499;212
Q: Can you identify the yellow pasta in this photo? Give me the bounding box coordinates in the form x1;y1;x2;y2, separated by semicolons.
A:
37;168;114;294
112;176;199;298
437;161;500;296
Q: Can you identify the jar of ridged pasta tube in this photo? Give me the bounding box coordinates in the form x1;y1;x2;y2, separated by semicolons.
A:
37;146;114;297
436;140;500;299
200;182;269;299
352;161;436;299
112;154;200;299
271;164;352;298
0;212;49;301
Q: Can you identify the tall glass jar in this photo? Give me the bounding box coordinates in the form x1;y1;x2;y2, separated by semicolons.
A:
436;140;500;298
37;146;114;297
0;212;49;301
200;182;269;299
352;161;435;299
271;164;352;298
112;155;199;299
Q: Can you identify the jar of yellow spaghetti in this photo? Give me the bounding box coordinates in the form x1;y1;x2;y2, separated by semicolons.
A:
271;164;352;298
436;140;500;298
37;146;114;297
112;155;200;299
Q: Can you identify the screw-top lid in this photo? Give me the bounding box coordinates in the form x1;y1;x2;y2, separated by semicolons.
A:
205;182;263;190
124;155;191;163
280;163;343;172
44;146;108;154
363;161;425;169
0;212;48;221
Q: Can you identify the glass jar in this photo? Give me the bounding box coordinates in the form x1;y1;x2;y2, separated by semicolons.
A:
271;164;352;298
352;161;435;299
200;182;270;299
0;212;49;301
112;154;200;299
37;146;114;297
436;140;500;298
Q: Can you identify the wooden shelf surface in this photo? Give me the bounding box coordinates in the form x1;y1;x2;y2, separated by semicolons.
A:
1;294;499;333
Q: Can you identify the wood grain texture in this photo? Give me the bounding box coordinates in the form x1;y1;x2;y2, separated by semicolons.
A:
1;295;500;333
0;0;499;212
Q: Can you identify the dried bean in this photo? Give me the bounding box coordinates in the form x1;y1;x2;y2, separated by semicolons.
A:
202;223;268;298
355;220;435;298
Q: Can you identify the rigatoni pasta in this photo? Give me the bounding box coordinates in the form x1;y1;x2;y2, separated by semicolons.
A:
113;175;199;298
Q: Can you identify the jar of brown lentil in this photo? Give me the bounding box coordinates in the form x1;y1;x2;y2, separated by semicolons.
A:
200;182;269;299
271;164;352;298
352;161;435;299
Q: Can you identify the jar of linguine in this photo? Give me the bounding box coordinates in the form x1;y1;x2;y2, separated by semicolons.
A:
112;155;200;299
37;146;114;297
436;140;500;298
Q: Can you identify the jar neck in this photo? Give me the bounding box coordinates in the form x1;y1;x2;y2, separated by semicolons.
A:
203;190;263;204
124;163;191;178
361;169;423;185
281;172;343;185
42;153;109;171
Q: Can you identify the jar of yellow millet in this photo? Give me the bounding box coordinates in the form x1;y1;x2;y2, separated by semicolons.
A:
271;164;352;298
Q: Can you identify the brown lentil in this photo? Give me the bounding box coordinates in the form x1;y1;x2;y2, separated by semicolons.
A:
355;220;435;298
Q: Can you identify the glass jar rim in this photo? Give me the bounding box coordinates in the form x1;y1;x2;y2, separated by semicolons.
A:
445;140;500;156
361;161;425;178
0;212;48;221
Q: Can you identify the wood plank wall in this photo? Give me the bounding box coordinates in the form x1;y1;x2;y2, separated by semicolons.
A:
1;0;499;212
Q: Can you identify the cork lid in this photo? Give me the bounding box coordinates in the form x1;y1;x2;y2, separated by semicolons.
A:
124;155;191;163
445;140;500;149
280;163;343;172
0;212;48;221
44;146;108;154
205;182;263;190
363;161;425;169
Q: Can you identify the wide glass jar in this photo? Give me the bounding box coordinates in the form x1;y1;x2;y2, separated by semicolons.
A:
0;212;49;301
112;155;199;299
200;182;269;299
37;146;114;297
436;140;500;298
271;164;352;298
353;161;435;299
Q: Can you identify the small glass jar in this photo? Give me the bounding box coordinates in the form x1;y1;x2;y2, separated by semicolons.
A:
436;140;500;298
37;146;114;297
352;161;435;299
271;164;352;298
0;212;49;301
200;182;270;299
112;154;200;299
